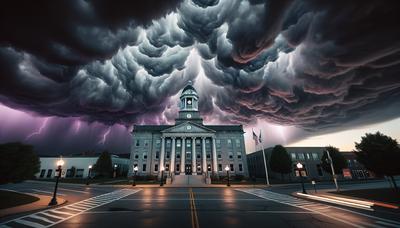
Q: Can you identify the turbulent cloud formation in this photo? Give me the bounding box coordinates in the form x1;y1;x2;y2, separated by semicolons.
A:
0;0;400;153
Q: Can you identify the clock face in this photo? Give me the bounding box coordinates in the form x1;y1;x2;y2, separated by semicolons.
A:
187;125;192;130
187;100;192;105
186;114;192;118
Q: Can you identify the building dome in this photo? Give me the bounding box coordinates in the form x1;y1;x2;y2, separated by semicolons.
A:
180;81;198;111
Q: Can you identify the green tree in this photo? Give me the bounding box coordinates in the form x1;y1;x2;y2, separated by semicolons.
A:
354;132;400;190
93;150;113;178
0;142;40;184
269;145;292;180
321;146;347;175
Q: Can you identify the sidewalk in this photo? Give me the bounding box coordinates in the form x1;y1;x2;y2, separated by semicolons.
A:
0;191;66;218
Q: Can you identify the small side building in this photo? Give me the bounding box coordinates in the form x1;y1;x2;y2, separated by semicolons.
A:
36;154;130;179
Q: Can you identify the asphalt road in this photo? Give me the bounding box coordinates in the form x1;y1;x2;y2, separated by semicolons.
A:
1;182;400;228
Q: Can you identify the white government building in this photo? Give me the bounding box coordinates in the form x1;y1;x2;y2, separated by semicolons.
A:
129;82;249;181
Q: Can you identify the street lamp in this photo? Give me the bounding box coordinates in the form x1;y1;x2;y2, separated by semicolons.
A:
326;150;339;191
49;158;64;205
113;164;118;178
132;166;138;186
296;162;307;194
225;165;230;187
160;167;165;186
86;165;92;186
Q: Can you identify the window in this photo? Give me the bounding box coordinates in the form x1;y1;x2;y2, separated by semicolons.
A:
46;169;53;178
155;151;159;159
230;164;234;171
291;153;296;160
235;139;241;147
312;153;318;160
135;140;140;147
306;153;311;160
227;139;232;145
196;139;201;145
154;164;159;172
229;152;233;159
237;152;242;159
197;154;201;159
39;169;46;178
218;164;222;171
316;164;323;176
207;164;211;171
298;153;305;160
239;164;243;172
206;154;211;159
143;153;147;159
75;169;84;178
166;139;171;145
142;164;147;172
134;154;139;159
206;139;210;144
176;164;180;172
166;164;170;171
216;139;221;147
177;139;181;147
217;154;222;159
144;140;149;147
177;153;181;159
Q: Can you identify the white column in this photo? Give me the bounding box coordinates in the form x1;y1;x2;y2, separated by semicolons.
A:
159;136;165;177
212;136;218;174
180;137;186;174
192;137;196;175
170;137;176;173
202;137;206;173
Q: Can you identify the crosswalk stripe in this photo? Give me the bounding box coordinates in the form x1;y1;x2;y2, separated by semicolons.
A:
15;219;46;228
0;189;141;228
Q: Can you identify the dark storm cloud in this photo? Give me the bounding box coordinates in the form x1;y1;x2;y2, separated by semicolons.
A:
1;0;400;138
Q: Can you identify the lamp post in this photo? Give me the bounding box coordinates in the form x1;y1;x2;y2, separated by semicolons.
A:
225;165;230;187
296;162;307;194
113;164;118;178
49;158;64;206
160;167;165;186
132;166;138;186
86;165;92;186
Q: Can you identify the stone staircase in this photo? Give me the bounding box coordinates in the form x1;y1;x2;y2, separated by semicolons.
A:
170;175;207;187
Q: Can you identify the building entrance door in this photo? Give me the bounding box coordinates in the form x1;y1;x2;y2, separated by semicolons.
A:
185;164;192;175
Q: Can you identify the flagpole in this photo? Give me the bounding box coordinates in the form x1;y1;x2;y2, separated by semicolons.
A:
260;129;270;186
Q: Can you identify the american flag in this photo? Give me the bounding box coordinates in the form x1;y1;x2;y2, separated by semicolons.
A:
259;129;262;143
252;129;259;145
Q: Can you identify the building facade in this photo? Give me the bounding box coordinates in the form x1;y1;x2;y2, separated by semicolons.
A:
36;155;130;179
129;82;249;178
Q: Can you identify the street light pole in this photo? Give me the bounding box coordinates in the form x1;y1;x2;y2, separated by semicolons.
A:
326;150;339;191
86;165;92;186
49;158;64;206
132;166;138;186
113;164;117;178
296;162;307;194
225;165;230;187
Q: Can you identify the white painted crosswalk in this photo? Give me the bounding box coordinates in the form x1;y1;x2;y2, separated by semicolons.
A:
0;188;141;228
237;188;400;228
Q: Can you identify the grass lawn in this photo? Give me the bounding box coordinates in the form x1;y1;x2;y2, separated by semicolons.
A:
0;190;39;210
332;188;400;205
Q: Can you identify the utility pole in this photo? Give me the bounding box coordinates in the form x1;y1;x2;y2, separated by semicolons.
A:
259;129;270;186
326;150;339;191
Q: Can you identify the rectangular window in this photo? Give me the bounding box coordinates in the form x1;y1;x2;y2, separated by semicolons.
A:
207;154;211;159
237;152;242;159
207;164;211;171
39;169;46;178
177;139;181;147
217;154;222;159
227;139;232;145
166;164;170;171
155;151;159;159
176;153;181;159
75;169;84;178
291;153;296;160
196;139;201;145
144;140;149;147
134;154;139;159
197;154;201;159
156;139;161;146
298;153;305;160
239;164;243;172
154;164;159;172
218;164;222;171
312;153;318;160
306;153;311;160
206;139;210;144
176;164;180;172
46;169;53;178
142;164;147;172
135;139;140;147
316;164;323;176
143;153;147;159
235;139;241;147
166;139;171;145
230;164;234;172
229;152;233;159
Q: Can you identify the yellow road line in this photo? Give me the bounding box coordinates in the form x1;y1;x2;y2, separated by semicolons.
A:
189;188;200;228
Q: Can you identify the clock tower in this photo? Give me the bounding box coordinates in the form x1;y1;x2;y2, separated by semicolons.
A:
175;81;203;124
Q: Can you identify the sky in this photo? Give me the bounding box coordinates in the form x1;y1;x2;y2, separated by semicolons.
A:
0;0;399;155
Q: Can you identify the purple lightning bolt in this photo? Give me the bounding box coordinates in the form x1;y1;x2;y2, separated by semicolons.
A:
25;117;50;141
99;126;111;145
73;120;82;133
